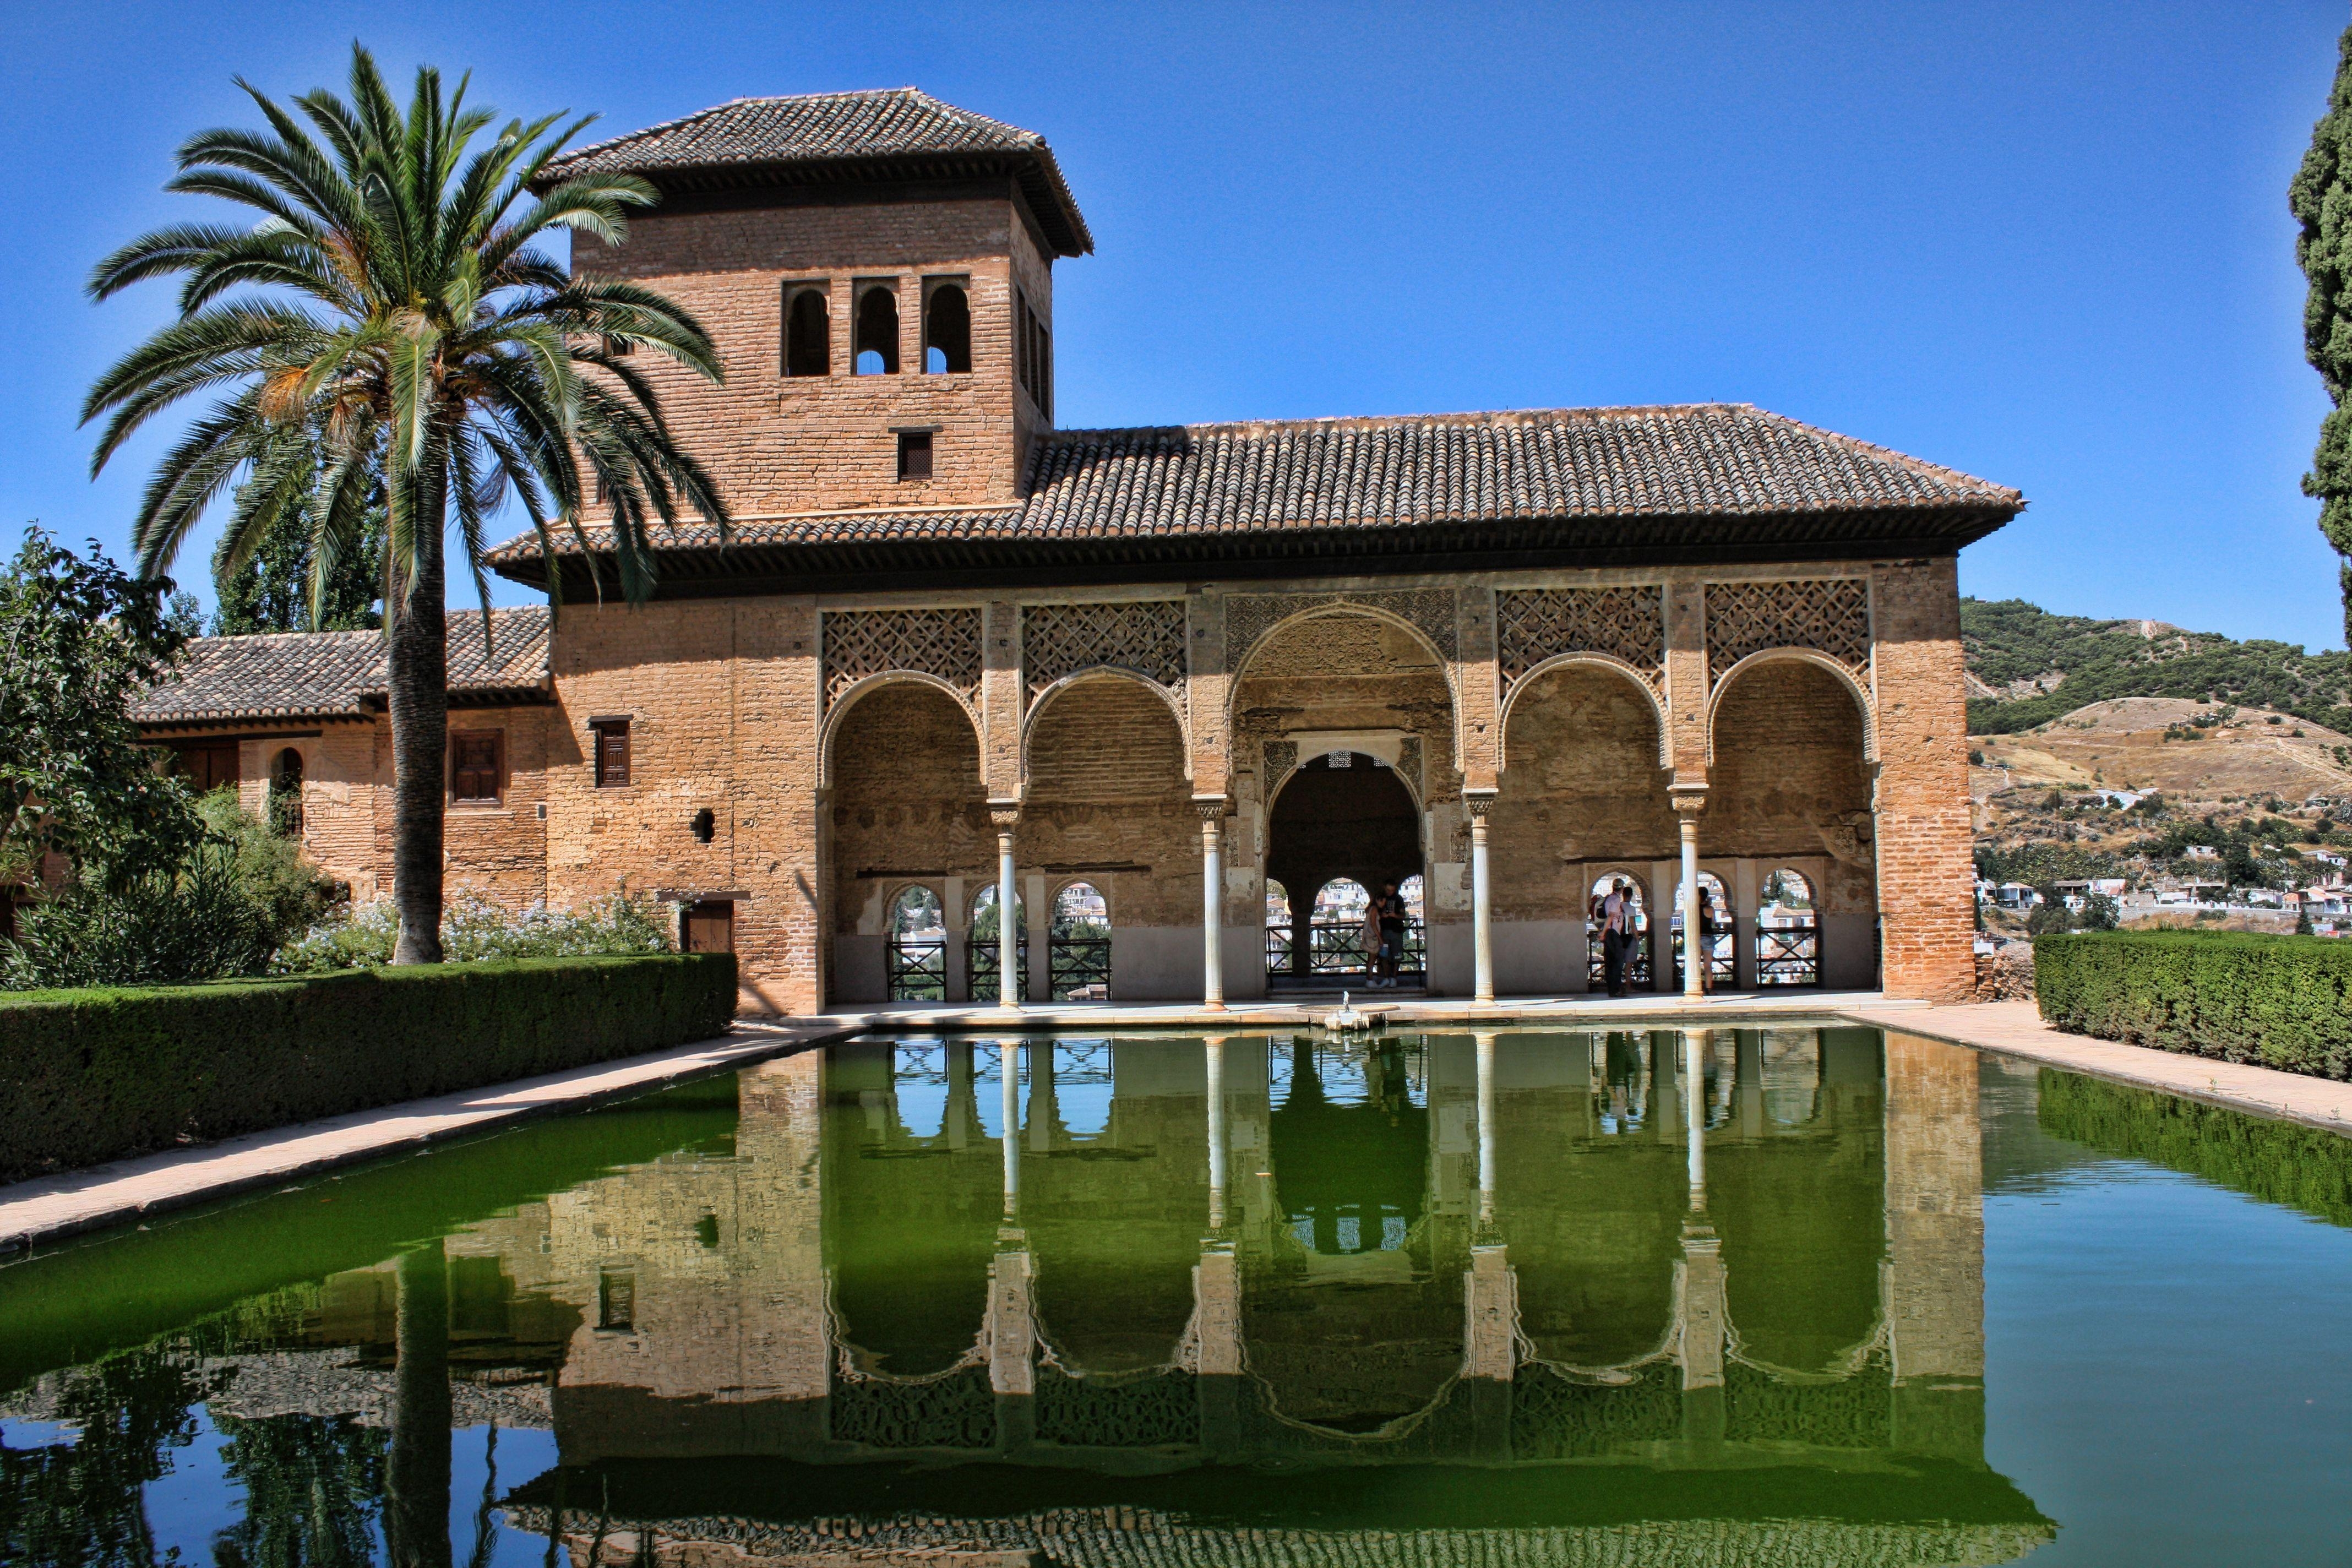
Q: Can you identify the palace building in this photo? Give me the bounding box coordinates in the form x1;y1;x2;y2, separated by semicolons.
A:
133;89;2022;1015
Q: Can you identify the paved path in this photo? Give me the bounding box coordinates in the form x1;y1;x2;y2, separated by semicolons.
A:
1839;999;2352;1135
0;1021;848;1256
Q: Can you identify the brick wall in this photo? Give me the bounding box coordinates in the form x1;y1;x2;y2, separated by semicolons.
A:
1492;664;1676;919
1869;560;1977;1001
1706;659;1876;917
1021;677;1197;928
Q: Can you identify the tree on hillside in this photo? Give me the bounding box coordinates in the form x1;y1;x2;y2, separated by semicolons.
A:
2294;20;2352;644
84;46;729;963
0;528;200;895
211;434;386;634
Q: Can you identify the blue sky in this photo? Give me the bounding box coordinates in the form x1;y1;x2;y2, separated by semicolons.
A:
3;2;2345;647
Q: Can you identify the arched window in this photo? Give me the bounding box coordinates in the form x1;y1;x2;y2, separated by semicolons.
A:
968;884;1027;1004
1672;870;1734;989
267;747;304;837
854;285;899;374
1586;873;1653;990
1049;881;1112;1000
923;282;971;373
886;885;946;1001
784;287;829;377
1264;878;1293;973
1757;869;1821;987
1309;878;1372;976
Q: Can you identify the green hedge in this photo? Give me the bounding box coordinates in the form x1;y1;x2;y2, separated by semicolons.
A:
2038;1069;2352;1227
2034;929;2352;1080
0;954;737;1183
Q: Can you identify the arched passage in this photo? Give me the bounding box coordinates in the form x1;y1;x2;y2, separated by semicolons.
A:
1707;660;1876;989
1265;754;1421;984
1021;676;1194;1001
826;682;988;1004
1494;663;1675;993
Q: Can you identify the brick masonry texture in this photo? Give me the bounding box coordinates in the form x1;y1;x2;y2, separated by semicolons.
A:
133;94;2007;1010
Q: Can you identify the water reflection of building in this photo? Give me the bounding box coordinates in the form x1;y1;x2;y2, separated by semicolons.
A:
53;1030;2037;1564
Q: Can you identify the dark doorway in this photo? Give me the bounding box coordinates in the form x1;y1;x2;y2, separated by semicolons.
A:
1265;751;1422;983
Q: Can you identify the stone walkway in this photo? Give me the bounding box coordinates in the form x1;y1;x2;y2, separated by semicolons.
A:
0;1020;848;1256
1839;999;2352;1135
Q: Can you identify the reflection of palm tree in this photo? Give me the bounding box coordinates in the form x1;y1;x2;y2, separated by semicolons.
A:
0;1340;209;1568
210;1413;387;1568
386;1240;452;1568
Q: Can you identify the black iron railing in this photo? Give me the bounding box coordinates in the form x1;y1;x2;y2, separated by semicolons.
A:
1671;925;1736;988
1273;919;1427;978
886;936;946;1002
966;934;1029;1004
1049;930;1113;1001
1756;919;1821;986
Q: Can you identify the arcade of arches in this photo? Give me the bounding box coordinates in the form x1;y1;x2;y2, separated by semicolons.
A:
823;581;1919;1006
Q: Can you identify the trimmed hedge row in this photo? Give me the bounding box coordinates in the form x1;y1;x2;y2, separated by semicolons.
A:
2034;929;2352;1080
0;954;737;1183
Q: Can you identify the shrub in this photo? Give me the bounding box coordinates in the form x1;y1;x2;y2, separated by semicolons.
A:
2034;929;2352;1080
0;954;737;1182
275;892;672;972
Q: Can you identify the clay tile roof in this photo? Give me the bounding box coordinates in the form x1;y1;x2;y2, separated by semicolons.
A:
483;404;2020;590
543;88;1092;255
133;607;552;726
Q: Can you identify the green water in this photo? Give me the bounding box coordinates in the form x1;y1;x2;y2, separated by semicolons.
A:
3;1026;2349;1565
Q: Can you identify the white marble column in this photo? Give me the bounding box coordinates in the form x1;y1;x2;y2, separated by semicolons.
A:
1468;793;1495;1004
1676;799;1705;1000
992;808;1020;1009
1198;801;1226;1010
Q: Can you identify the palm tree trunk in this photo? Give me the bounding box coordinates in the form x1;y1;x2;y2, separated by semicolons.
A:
388;475;448;965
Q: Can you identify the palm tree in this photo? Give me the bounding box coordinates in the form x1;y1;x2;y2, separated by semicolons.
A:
84;45;727;962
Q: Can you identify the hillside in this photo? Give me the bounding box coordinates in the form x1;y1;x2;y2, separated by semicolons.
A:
1962;597;2352;735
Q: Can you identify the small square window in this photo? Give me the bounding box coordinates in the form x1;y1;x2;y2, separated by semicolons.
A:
592;720;630;788
598;1268;635;1332
451;731;503;804
897;431;934;481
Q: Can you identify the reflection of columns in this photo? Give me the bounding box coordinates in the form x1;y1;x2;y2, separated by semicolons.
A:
387;1240;453;1568
1735;1029;1763;1138
1000;1039;1022;1218
1474;1031;1498;1227
1205;1036;1229;1229
1468;793;1495;1003
1886;1030;1986;1460
1463;1243;1517;1381
1678;1227;1725;1391
1027;1039;1055;1153
1683;1029;1708;1207
1674;792;1705;999
1194;1243;1243;1455
991;807;1020;1008
1197;801;1227;1009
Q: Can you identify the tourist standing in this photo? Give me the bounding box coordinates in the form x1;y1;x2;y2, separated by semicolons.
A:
1358;892;1384;986
1376;880;1408;986
1602;879;1634;998
1694;883;1718;994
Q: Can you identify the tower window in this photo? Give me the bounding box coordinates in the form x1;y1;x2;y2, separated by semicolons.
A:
854;284;899;374
1014;287;1051;418
897;431;934;481
450;731;503;804
783;285;829;377
923;281;971;373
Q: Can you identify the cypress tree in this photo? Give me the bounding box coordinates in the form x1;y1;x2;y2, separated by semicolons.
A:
2292;21;2352;644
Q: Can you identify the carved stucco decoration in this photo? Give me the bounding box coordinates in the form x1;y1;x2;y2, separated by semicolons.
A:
821;607;984;712
1495;586;1665;694
1021;600;1188;709
1224;589;1460;674
1703;579;1872;687
1262;739;1299;783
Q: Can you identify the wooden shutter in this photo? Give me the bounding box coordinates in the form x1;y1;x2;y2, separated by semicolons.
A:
595;722;630;787
451;732;502;802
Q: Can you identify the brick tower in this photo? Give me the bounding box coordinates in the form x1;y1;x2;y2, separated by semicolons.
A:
553;89;1093;519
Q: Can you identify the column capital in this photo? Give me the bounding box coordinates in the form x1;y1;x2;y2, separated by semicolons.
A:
1463;788;1497;823
1193;796;1229;825
988;802;1021;834
1669;785;1708;819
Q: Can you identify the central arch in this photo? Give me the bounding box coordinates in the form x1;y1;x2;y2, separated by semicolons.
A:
1265;752;1422;984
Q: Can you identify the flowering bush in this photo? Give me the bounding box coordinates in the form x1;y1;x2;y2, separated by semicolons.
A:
277;893;672;972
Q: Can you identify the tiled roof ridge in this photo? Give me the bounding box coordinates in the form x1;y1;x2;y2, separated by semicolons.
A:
1035;403;2020;504
550;86;1042;172
179;603;549;649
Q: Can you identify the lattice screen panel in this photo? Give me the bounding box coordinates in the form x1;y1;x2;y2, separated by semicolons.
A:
1022;600;1187;704
1495;586;1664;690
1704;579;1871;681
821;607;983;710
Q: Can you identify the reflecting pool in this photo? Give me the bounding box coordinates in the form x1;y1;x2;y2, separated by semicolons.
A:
4;1026;2350;1566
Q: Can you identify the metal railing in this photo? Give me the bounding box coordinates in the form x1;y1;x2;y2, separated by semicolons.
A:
1266;919;1427;979
1671;925;1736;988
886;936;946;1002
1587;924;1654;990
966;934;1029;1004
1756;920;1821;986
1049;931;1113;1001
